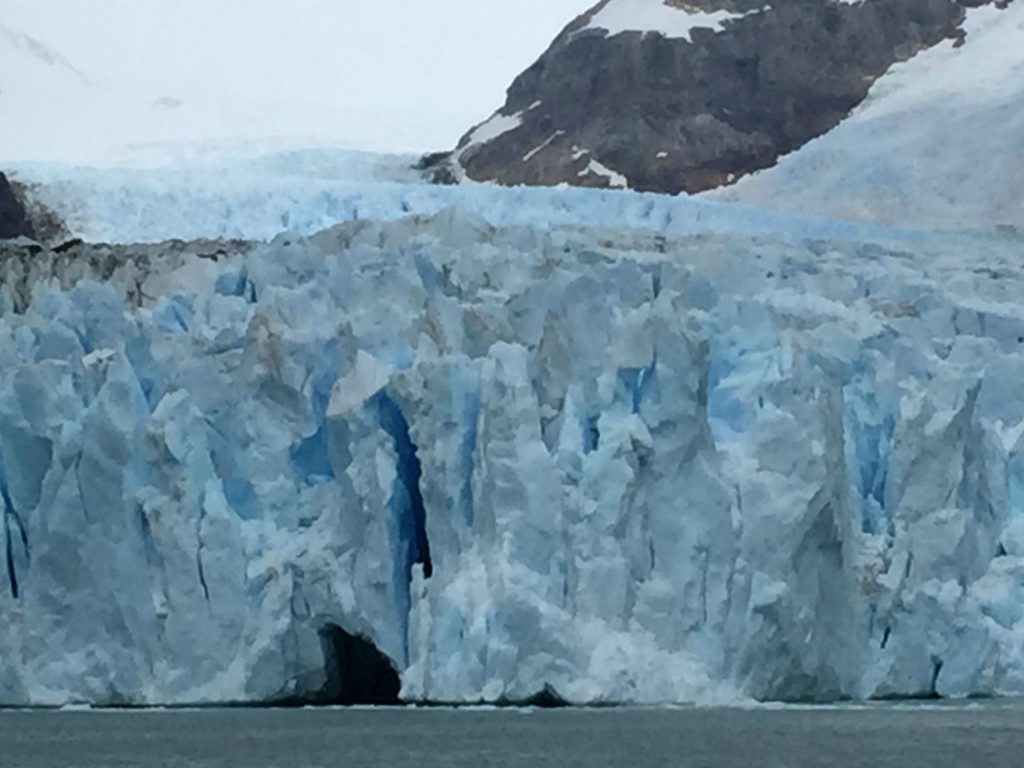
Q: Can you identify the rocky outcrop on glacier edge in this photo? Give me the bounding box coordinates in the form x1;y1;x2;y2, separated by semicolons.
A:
0;172;32;240
0;236;252;314
2;211;1024;705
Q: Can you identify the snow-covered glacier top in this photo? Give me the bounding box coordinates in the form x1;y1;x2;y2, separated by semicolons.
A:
7;155;965;248
3;191;1024;706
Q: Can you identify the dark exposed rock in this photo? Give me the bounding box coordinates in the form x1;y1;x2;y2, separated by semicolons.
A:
52;238;84;254
0;236;252;314
0;176;72;245
413;151;453;171
0;173;32;240
425;0;1007;194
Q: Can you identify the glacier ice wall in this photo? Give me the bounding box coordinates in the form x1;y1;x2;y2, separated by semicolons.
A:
2;210;1024;705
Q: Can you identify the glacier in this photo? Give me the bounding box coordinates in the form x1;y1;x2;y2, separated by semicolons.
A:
6;157;958;247
3;187;1024;706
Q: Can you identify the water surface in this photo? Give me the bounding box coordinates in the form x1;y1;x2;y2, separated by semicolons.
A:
1;703;1021;767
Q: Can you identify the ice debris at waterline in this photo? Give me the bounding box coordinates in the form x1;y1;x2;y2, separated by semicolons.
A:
2;209;1024;706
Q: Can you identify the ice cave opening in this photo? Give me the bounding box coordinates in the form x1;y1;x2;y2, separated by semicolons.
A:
519;685;569;709
315;624;402;706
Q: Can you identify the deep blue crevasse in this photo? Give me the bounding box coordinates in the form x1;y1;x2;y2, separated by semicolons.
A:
0;456;28;600
372;391;433;580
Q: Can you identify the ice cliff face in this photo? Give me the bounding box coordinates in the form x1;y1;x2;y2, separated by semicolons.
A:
3;208;1024;705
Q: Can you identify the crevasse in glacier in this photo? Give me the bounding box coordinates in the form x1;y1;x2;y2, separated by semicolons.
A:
2;207;1024;705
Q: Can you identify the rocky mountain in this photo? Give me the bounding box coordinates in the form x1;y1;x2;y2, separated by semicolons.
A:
424;0;1011;195
0;173;32;240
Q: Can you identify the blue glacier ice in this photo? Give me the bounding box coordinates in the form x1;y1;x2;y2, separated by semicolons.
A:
7;158;955;248
2;187;1024;705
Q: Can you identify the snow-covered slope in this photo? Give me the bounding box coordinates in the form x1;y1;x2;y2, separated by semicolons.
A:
0;25;103;162
714;3;1024;231
0;1;591;163
0;24;90;92
3;198;1024;705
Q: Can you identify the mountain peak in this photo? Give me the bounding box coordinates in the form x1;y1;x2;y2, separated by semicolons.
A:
425;0;1008;195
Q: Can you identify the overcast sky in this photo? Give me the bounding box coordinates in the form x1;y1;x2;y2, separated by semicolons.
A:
2;0;592;154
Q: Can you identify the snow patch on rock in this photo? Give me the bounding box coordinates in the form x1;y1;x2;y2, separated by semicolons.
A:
584;0;755;42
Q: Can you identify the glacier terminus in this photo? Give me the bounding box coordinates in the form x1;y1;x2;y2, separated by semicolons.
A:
2;177;1024;707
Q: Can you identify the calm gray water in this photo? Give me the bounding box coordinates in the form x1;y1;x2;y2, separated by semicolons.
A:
1;704;1022;767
